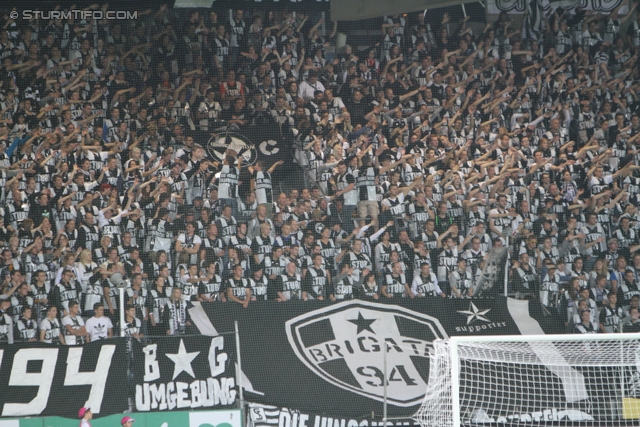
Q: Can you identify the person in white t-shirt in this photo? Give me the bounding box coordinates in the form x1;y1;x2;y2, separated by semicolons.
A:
62;300;89;345
85;302;114;341
298;70;325;102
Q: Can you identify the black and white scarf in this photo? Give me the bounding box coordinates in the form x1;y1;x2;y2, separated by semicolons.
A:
168;299;187;334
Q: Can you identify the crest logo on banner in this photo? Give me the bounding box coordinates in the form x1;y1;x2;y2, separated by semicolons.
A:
258;140;279;156
487;0;627;14
285;300;448;407
206;133;258;165
494;0;528;12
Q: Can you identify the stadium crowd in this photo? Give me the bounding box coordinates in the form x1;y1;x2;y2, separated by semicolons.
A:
1;1;640;345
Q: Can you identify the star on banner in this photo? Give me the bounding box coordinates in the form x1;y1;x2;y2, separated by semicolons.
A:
458;303;491;325
348;312;377;334
165;339;200;380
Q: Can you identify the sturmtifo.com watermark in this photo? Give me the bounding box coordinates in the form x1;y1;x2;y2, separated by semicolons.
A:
11;10;138;20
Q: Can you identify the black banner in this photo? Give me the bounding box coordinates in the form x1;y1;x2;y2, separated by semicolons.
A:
193;122;295;170
199;298;562;418
132;335;237;412
0;339;128;418
488;0;627;14
247;403;421;427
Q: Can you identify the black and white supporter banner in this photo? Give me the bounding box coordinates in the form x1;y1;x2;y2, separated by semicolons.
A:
197;298;561;418
132;335;237;412
0;339;128;417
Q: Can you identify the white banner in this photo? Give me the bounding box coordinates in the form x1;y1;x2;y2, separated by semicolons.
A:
487;0;628;15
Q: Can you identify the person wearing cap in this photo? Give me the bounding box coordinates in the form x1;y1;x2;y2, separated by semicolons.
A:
78;407;92;427
121;416;135;427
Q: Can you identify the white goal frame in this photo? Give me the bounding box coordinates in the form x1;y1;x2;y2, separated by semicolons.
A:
422;333;640;427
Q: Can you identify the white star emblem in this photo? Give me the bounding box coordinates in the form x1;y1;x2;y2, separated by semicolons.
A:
165;339;200;380
458;303;491;325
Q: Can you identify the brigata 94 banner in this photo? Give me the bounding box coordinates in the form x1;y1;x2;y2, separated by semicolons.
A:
198;298;560;418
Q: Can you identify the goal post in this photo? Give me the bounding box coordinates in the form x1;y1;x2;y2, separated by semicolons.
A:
415;333;640;427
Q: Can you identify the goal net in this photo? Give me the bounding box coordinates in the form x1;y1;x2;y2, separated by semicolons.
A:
415;334;640;427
